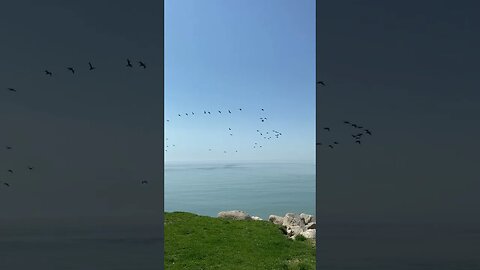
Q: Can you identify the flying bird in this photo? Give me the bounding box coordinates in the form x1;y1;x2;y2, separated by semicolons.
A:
45;70;52;76
365;129;372;135
88;62;95;70
7;88;17;92
228;110;231;113
324;127;330;131
328;145;334;149
6;146;12;150
67;67;75;74
27;166;33;170
141;180;148;184
126;59;133;67
317;81;326;86
139;61;146;69
356;140;361;144
3;182;10;187
7;169;13;174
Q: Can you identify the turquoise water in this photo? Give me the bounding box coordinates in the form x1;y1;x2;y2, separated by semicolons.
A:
164;161;316;219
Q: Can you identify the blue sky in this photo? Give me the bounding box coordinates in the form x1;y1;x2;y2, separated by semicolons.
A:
165;0;316;163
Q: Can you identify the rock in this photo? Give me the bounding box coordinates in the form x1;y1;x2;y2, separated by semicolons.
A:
251;216;263;221
217;210;252;220
282;213;305;228
300;213;314;224
268;212;316;240
287;225;304;237
300;229;316;239
268;215;284;225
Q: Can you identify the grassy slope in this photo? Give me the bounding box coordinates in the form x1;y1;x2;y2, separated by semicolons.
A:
165;212;315;270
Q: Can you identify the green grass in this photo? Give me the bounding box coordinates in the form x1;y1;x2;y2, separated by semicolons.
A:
165;212;316;270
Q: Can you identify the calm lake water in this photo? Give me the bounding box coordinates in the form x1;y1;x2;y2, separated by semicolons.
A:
164;161;316;219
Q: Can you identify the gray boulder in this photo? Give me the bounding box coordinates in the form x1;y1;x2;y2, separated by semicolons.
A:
268;215;284;225
300;229;316;239
282;213;305;228
217;210;252;220
300;213;314;224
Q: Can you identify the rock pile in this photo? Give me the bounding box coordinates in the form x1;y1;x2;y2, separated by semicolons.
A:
269;213;316;240
217;210;315;240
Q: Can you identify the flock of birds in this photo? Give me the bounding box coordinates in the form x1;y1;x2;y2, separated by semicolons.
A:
3;64;373;188
165;106;284;154
0;146;35;188
316;80;374;149
3;58;149;187
164;80;374;157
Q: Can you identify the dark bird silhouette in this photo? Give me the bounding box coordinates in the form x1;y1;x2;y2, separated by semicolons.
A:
6;146;12;150
88;62;95;70
45;70;52;76
7;169;13;174
356;140;361;144
139;61;146;69
343;121;350;124
67;67;75;74
218;110;221;114
324;127;330;131
166;120;170;122
316;142;322;146
7;88;17;92
126;59;133;67
204;111;207;114
185;113;188;116
178;114;181;117
3;182;10;187
328;145;334;149
208;111;211;114
317;81;326;86
352;124;358;128
27;166;33;170
261;108;264;111
228;110;231;113
192;112;194;115
365;129;372;135
333;141;339;145
229;128;231;130
239;108;242;111
141;180;148;184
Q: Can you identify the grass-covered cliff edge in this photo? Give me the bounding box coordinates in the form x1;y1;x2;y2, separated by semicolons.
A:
164;212;316;270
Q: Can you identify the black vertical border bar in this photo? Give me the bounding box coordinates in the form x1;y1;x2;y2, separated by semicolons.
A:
160;0;165;267
315;0;320;268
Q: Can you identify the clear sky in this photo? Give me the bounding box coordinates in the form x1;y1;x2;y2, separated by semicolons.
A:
165;0;316;163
